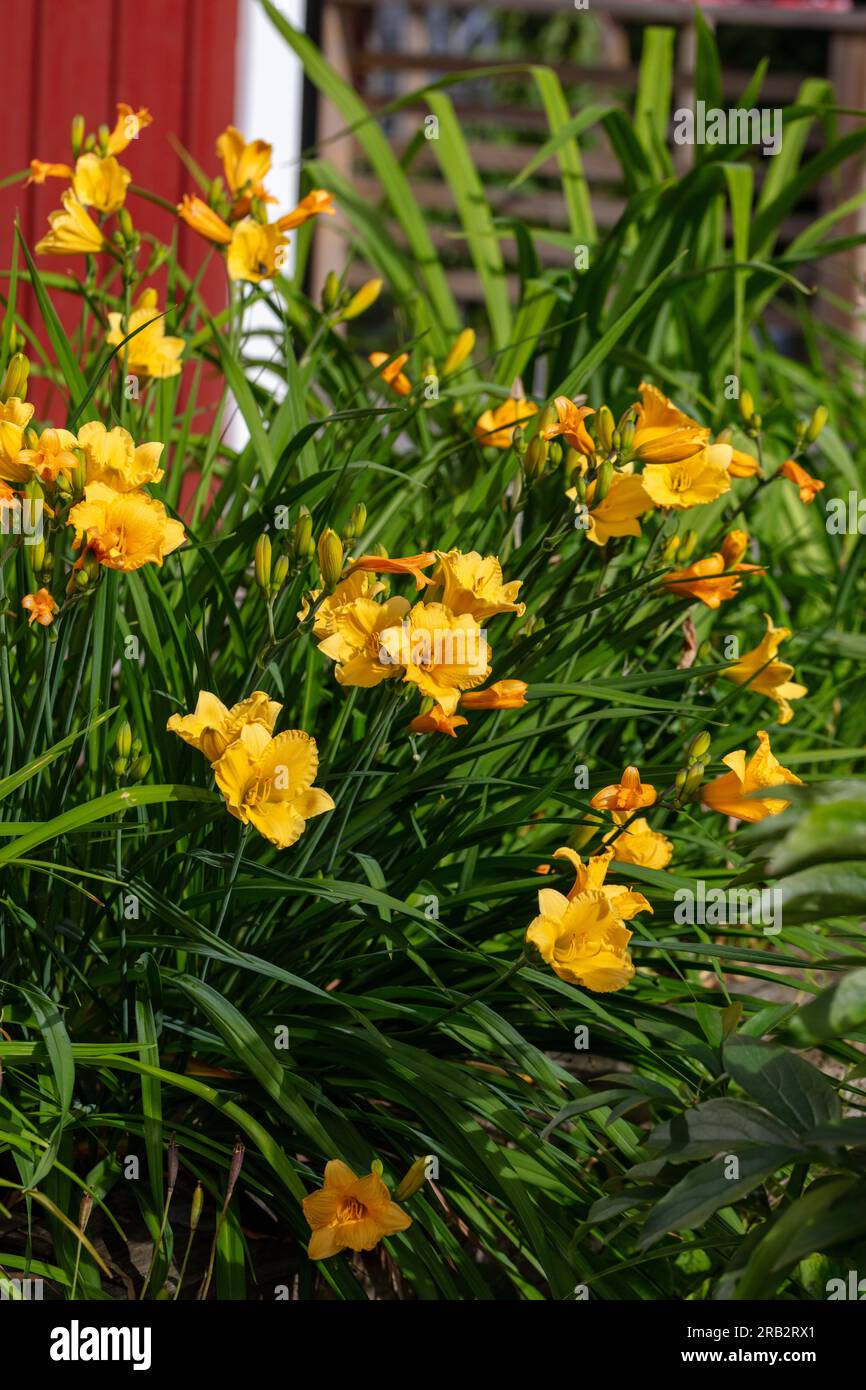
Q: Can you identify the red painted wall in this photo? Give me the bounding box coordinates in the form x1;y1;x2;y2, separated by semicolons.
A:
1;0;238;414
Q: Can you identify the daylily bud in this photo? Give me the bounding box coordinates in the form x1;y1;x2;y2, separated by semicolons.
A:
523;434;547;483
271;554;289;597
807;405;828;442
660;534;680;563
395;1156;431;1201
679;529;698;562
594;458;614;503
512;426;527;457
116;207;136;247
190;1182;204;1232
594;405;612;453
620;414;636;451
682;760;706;800
322;271;341;311
28;537;46;576
254;533;272;593
71;115;85;159
573;475;587;505
371;1158;384;1178
548;442;563;467
739;390;754;422
338;278;382;322
292;507;314;561
441;328;475;376
78;1192;93;1233
0;352;30;403
538;403;559;434
716;427;732;444
611;429;622;452
129;753;152;782
687;730;711;764
97;123;110;155
317;528;344;591
71;447;87;495
113;756;128;778
349;502;367;538
115;721;133;760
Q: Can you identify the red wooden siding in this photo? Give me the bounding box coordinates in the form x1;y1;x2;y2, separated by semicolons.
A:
1;0;239;412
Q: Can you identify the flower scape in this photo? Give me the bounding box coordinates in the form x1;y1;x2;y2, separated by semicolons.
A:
1;14;866;1308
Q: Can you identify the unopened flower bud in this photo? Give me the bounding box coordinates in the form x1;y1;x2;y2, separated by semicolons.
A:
661;534;681;563
338;278;382;322
442;328;475;376
394;1156;431;1201
129;753;152;782
292;507;313;560
620;413;636;451
317;528;344;591
0;352;30;403
71;115;86;159
739;390;755;422
254;533;272;593
679;529;698;562
687;730;711;764
594;458;614;503
511;425;527;457
190;1181;204;1232
548;441;563;467
538;403;559;434
597;405;614;453
271;554;289;597
807;405;828;442
523;435;547;483
116;207;136;246
115;721;133;760
322;271;341;311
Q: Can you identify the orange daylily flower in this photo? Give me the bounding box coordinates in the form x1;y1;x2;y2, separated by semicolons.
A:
780;458;824;504
702;729;802;823
302;1160;411;1261
728;446;761;478
662;531;763;609
591;765;657;814
460;680;528;710
409;705;468;737
542;397;595;455
27;160;73;184
177;195;233;246
347;552;437;591
277;190;336;231
22;588;58;628
368;352;411;396
107;104;153;155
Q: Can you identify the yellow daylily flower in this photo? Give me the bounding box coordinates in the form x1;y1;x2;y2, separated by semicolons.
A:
0;398;37;481
302;1160;411;1261
299;572;386;642
277;189;335;231
35;191;106;256
722;615;807;726
662;530;763;609
474;398;537;449
177;195;233;245
107;104;152;155
430;549;525;621
640;446;732;509
72;153;131;215
368;352;411;397
68;482;185;571
14;427;79;485
213;724;335;850
378;601;491;715
106;289;184;379
591;765;657;814
702;730;802;823
77;421;164;492
225;218;288;283
525;846;650;992
317;593;412;687
167;690;282;763
542;397;595;455
216;125;274;209
569;472;654;546
605;816;673;870
632;382;709;463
